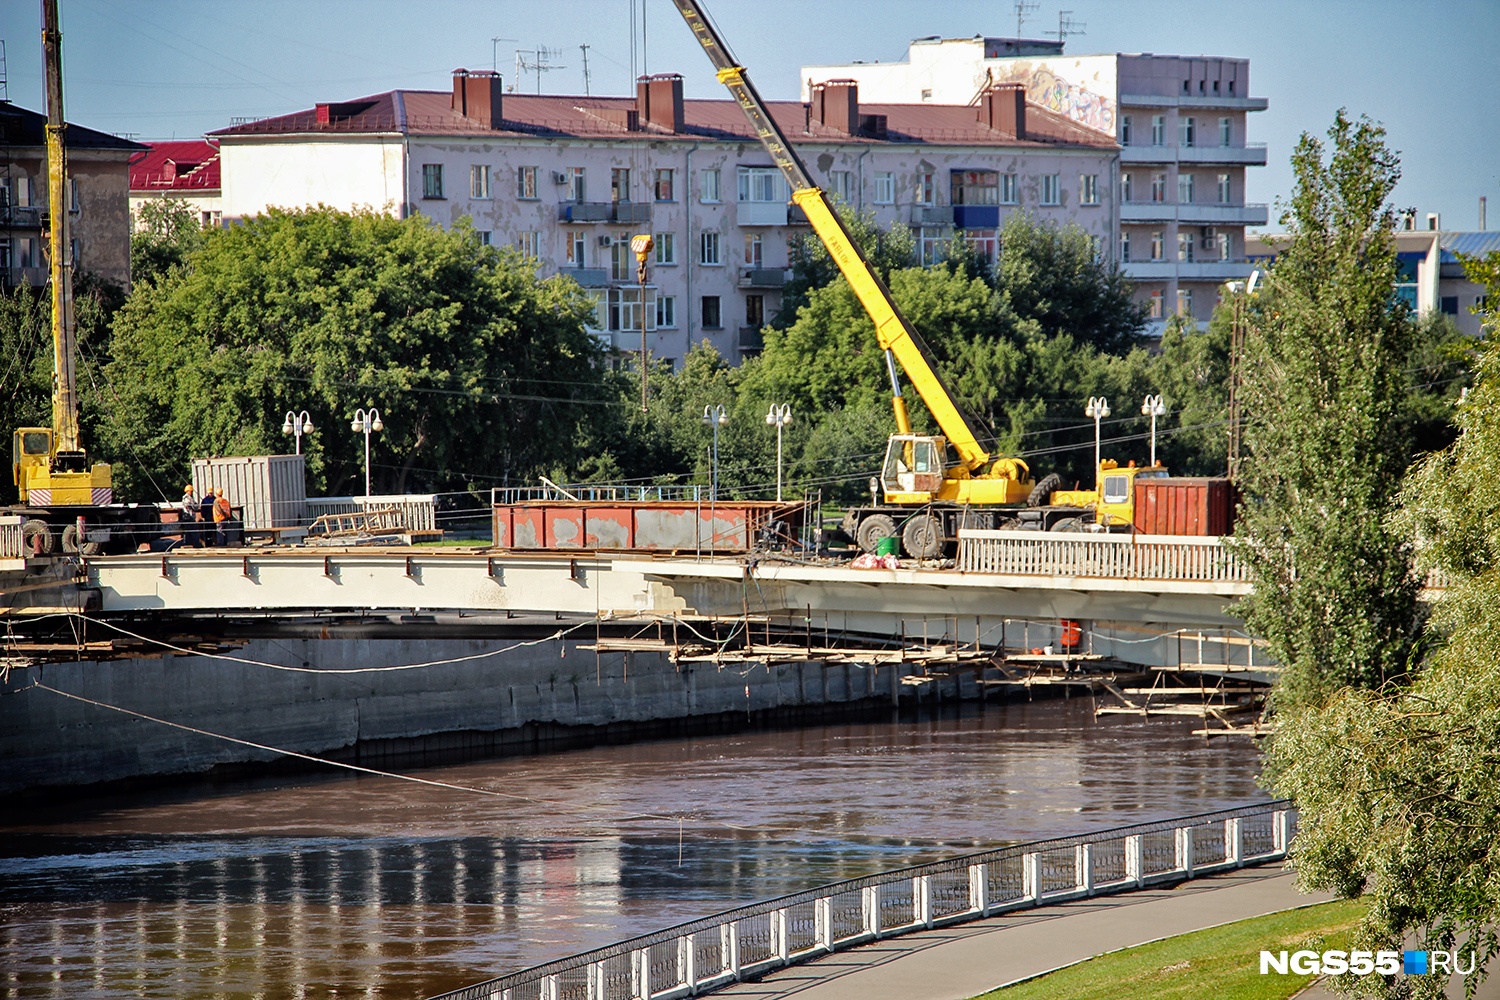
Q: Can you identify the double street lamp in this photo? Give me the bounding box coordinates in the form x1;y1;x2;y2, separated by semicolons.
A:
702;404;727;501
1085;396;1111;476
1141;394;1166;467
350;407;384;497
764;403;793;501
281;410;314;455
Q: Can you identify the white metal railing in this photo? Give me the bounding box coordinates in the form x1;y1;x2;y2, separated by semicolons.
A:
1;515;22;560
957;529;1251;583
428;802;1294;1000
305;495;437;531
491;484;707;506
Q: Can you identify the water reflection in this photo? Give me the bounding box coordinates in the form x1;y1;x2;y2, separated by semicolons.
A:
0;699;1266;998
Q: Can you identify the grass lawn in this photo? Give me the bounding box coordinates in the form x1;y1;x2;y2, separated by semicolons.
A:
975;898;1367;1000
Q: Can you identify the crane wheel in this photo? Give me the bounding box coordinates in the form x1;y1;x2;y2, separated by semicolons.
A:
854;513;897;554
61;523;103;556
901;514;944;559
1049;516;1086;533
1027;473;1062;507
21;519;55;556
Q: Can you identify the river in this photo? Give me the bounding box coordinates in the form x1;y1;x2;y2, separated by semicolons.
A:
0;698;1266;999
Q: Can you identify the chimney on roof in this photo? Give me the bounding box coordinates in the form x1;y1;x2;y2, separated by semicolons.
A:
637;74;684;132
810;80;859;135
452;68;504;128
978;83;1026;139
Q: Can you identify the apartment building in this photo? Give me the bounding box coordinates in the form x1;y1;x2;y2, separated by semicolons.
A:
128;139;222;230
0;101;142;290
804;37;1269;333
212;71;1115;365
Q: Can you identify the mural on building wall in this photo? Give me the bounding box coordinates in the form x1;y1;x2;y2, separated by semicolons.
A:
984;63;1116;136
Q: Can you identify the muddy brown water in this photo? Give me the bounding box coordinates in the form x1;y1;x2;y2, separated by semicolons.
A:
0;699;1267;999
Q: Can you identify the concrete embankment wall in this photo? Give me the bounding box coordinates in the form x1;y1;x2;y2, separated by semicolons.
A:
0;636;943;798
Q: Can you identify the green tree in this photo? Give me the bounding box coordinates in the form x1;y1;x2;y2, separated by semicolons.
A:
1233;110;1422;711
102;206;611;499
130;197;206;287
773;210;915;328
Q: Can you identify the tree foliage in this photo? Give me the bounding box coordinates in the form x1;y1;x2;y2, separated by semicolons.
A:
130;197;207;287
1233;110;1423;711
102;206;611;499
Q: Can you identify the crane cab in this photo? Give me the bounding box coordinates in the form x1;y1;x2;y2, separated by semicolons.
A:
12;427;112;505
880;434;947;503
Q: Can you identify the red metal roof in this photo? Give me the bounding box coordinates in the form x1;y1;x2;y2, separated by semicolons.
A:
129;139;221;192
210;89;1114;150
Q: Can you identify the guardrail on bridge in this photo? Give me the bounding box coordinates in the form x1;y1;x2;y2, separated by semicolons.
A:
957;528;1251;582
1;515;23;562
430;800;1294;1000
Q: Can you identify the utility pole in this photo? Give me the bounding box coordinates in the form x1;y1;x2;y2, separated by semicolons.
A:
579;43;592;96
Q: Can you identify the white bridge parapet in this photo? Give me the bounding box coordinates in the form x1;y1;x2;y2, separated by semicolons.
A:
957;529;1251;586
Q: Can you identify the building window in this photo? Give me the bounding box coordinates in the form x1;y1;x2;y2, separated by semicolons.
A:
1151;173;1166;203
422;164;444;199
567;231;586;267
917;227;947;265
737;166;782;202
568;167;586;203
1217;173;1232;204
470;165;490;199
951;170;999;206
1179;116;1196;148
69;177;80;212
916;171;935;205
1217;232;1231;261
1151;115;1166;146
828;169;854;204
517;166;538;199
656;295;677;329
654;231;676;265
1150;231;1163;261
874;171;895;205
476;230;491;245
1219;117;1232;147
1040;174;1060;206
1440;296;1459;316
1148;290;1164;319
611;241;633;282
701;168;721;203
701;295;722;329
607;287;655;332
1177;232;1195;262
1000;173;1018;205
611;168;631;203
654;168;675;202
1120;232;1131;262
745;293;764;328
700;230;721;265
964;228;998;265
517;231;540;258
1177;289;1194;316
1121;173;1133;202
1121;115;1132;145
1079;174;1098;206
744;232;763;267
1178;173;1195;204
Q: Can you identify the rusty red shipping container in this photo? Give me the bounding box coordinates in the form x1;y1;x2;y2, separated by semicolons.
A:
492;501;803;552
1132;477;1237;536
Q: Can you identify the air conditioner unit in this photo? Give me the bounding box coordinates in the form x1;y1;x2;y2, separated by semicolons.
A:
552;171;569;185
598;235;614;248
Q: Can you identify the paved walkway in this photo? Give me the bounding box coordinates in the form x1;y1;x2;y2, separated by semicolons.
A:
713;864;1332;1000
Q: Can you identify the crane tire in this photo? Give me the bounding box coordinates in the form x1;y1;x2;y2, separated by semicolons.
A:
854;513;897;554
901;513;944;560
21;518;55;556
1027;473;1062;508
61;523;104;556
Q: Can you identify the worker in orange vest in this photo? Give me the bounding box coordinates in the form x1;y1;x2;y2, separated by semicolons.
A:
213;488;232;546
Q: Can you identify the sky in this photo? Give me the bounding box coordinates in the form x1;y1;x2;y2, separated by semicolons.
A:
1;0;1496;231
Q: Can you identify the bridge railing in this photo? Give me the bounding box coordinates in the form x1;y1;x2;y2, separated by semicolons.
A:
1;515;22;561
429;801;1294;1000
957;529;1252;582
492;484;707;506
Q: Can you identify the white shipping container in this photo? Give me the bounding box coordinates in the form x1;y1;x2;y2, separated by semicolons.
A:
192;455;307;529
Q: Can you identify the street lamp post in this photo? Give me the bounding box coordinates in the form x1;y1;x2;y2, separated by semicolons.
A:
764;403;793;501
702;404;727;501
1085;396;1110;481
350;408;384;497
281;410;314;455
1141;394;1166;467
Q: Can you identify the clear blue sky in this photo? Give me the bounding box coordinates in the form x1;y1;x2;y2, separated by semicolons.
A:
2;0;1495;230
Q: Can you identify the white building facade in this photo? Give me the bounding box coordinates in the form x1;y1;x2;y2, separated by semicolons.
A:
214;72;1116;365
804;38;1269;333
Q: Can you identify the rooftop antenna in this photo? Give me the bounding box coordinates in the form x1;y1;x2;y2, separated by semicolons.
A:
514;45;566;94
1013;1;1039;38
0;40;8;102
1054;10;1087;46
491;36;516;72
579;43;592;96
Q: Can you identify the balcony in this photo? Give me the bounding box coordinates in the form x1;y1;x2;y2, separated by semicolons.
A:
1121;201;1269;226
787;205;811;226
908;205;952;227
737;201;788;227
558;267;609;288
952;205;1000;229
740;268;787;289
1123;259;1258;282
1120;143;1268;166
557;201;651;224
1119;93;1269;112
0;205;43;228
738;326;765;354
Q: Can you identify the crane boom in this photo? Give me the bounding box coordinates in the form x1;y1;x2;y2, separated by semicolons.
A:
669;0;997;472
42;0;80;457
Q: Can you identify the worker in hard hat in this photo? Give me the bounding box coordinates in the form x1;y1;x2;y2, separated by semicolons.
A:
180;484;201;547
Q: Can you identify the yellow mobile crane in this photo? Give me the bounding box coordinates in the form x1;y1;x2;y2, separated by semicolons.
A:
9;0;156;556
671;0;1043;557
